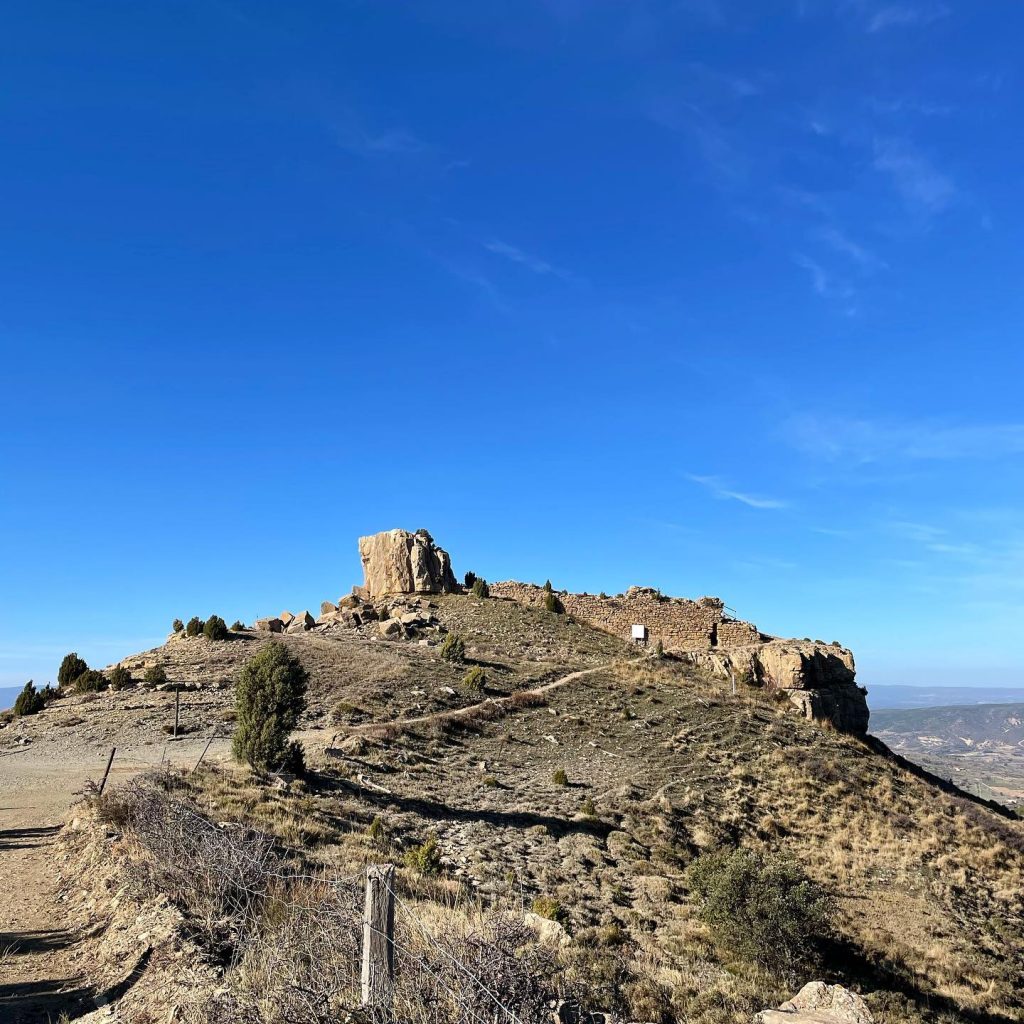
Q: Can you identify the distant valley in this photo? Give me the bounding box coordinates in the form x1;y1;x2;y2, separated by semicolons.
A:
872;701;1024;811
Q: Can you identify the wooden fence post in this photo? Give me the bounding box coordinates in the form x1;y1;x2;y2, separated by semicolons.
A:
362;863;396;1010
98;747;116;796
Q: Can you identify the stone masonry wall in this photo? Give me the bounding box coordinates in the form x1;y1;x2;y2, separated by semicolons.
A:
488;582;766;652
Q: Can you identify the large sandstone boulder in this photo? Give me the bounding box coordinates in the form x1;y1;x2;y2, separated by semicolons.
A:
286;610;315;633
255;617;284;633
359;529;457;599
755;982;874;1023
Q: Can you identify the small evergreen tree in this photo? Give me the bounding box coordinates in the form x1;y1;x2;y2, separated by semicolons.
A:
185;616;204;637
544;591;564;614
58;653;89;690
203;615;228;641
109;665;133;691
230;620;244;631
439;632;466;664
144;664;168;686
542;579;553;593
470;577;490;599
464;571;477;589
13;681;45;717
172;618;184;633
462;666;486;695
232;643;308;772
74;669;106;693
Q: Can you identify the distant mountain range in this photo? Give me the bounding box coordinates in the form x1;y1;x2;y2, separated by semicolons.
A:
869;684;1024;710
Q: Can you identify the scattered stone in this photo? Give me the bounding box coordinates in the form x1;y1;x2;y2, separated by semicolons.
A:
255;617;284;633
378;618;404;639
286;611;315;633
320;600;338;616
755;982;874;1023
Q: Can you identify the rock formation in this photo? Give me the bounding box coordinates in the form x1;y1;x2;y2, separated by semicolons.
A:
755;981;874;1023
685;640;868;734
358;529;457;599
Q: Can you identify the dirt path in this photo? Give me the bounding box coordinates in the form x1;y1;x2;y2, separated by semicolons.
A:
0;738;231;1023
347;659;631;735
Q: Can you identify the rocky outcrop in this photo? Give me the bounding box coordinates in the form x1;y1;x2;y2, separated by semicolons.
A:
682;640;869;734
755;982;874;1023
358;529;457;599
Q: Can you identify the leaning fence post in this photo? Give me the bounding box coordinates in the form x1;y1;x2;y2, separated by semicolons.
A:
362;863;396;1010
98;747;116;796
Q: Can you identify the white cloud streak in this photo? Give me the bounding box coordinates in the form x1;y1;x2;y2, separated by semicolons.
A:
786;415;1024;463
687;474;790;510
873;138;956;214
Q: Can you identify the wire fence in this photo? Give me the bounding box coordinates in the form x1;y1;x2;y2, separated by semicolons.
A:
97;773;572;1024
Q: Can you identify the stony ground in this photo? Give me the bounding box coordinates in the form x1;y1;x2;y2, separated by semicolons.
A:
2;594;1023;1023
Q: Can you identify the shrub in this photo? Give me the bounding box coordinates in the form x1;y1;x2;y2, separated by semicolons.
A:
74;669;106;693
365;815;388;849
686;847;834;977
531;896;567;924
580;796;596;817
144;664;168;686
185;616;204;638
544;591;564;614
598;592;608;599
172;618;184;633
543;579;553;593
462;666;487;695
232;643;308;773
109;665;133;691
470;577;490;599
58;652;89;690
230;619;244;631
203;615;228;641
552;768;568;786
13;681;45;717
464;571;477;588
654;640;664;658
403;833;442;875
439;632;466;664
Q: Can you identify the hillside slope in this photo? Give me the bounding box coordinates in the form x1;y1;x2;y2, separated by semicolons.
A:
2;594;1023;1023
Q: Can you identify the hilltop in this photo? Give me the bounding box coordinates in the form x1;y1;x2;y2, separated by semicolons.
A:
1;529;1022;1024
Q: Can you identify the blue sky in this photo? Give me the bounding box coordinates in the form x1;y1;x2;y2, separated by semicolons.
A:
2;1;1023;692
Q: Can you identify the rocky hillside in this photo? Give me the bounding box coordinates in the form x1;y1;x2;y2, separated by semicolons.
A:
2;530;1022;1024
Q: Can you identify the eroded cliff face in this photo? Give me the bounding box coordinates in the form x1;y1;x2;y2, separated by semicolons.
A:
358;529;457;599
682;641;869;735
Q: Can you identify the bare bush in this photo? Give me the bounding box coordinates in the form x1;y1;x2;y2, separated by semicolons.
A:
211;888;565;1024
98;772;278;945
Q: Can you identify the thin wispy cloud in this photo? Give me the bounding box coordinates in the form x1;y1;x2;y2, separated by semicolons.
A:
793;254;855;308
815;226;888;272
483;239;577;282
687;474;790;510
786;415;1024;463
867;3;950;32
873;138;956;214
